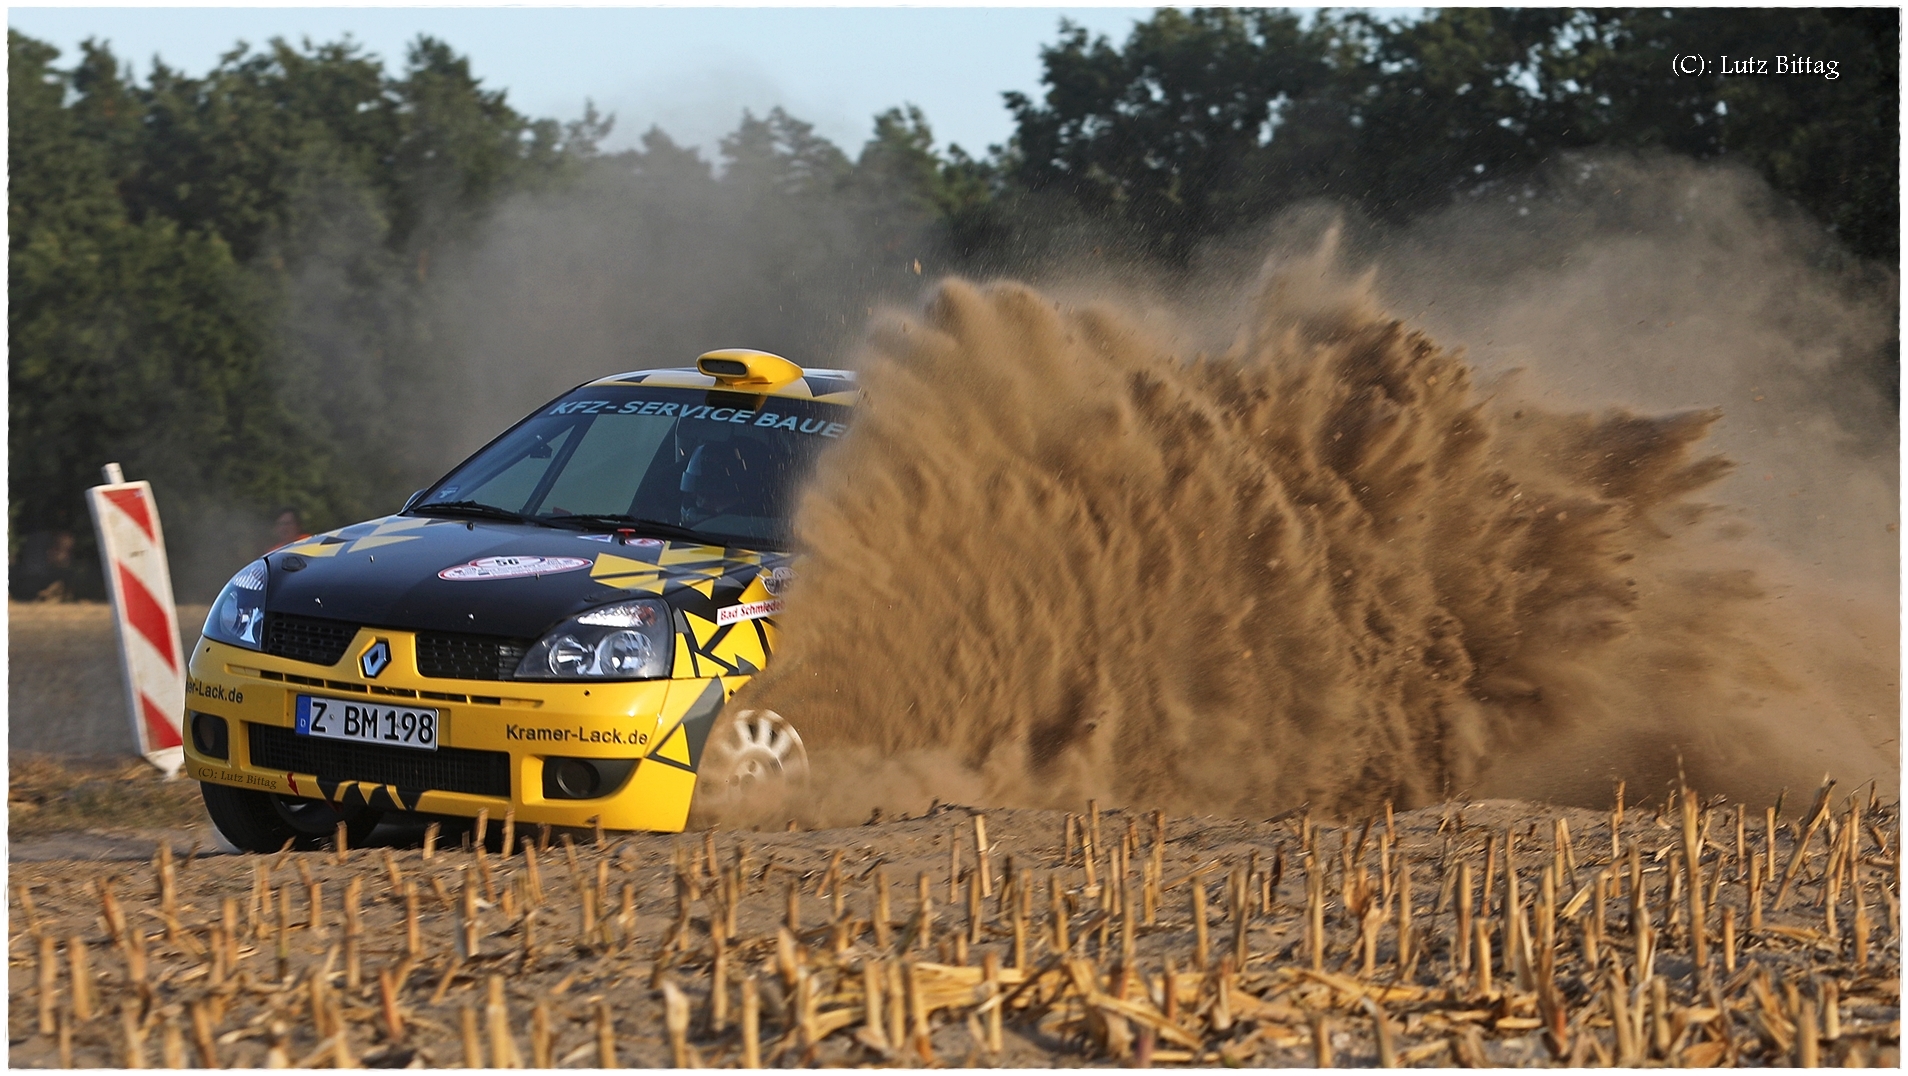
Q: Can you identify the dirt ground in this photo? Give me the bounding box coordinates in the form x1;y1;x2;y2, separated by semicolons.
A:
6;756;1900;1068
8;603;209;758
9;754;219;862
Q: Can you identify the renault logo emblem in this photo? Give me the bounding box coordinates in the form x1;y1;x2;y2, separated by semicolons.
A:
360;639;392;679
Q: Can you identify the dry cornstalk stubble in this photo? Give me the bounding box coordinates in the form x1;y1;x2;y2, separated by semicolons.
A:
6;787;1900;1068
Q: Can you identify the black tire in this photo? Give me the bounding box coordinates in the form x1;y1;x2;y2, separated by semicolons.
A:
200;782;382;853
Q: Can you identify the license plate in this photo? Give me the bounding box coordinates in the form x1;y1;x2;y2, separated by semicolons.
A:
295;695;441;751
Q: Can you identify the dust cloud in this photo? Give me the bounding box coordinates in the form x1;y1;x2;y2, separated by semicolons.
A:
1370;155;1897;588
152;123;943;602
741;162;1897;824
253;136;1893;824
410;136;936;464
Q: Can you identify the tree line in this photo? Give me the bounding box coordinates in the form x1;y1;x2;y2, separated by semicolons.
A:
9;8;1896;597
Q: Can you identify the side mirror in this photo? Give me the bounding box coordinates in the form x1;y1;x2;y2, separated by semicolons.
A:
402;489;427;512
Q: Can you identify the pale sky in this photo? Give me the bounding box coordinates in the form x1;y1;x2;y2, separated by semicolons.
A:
9;6;1166;160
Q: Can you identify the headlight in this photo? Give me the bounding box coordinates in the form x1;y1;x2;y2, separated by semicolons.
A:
515;600;673;680
203;559;268;651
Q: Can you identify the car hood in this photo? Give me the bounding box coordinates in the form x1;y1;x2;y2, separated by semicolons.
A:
265;514;794;640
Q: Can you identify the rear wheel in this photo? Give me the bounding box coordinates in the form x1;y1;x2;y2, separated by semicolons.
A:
689;709;809;827
201;782;382;853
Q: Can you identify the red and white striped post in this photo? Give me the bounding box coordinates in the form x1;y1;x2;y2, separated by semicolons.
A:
85;462;185;775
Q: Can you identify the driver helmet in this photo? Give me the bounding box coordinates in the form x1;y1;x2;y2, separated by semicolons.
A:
680;439;771;521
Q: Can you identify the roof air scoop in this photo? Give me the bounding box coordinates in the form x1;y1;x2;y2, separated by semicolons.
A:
697;349;803;388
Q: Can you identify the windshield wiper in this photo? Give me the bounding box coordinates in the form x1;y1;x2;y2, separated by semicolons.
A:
540;513;737;546
410;500;546;525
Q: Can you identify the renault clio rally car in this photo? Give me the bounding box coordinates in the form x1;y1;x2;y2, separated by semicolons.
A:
184;350;850;851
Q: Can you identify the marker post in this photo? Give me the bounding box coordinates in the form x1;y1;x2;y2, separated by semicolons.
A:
85;462;186;775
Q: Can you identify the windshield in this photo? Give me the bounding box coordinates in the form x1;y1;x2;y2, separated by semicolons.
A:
413;386;850;548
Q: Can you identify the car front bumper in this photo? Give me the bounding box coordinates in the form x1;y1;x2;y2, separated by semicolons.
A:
183;632;739;832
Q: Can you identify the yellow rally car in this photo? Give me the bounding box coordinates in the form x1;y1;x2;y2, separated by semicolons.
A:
184;350;851;851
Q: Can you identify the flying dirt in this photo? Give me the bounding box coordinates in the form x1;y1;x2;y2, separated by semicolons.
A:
740;244;1896;825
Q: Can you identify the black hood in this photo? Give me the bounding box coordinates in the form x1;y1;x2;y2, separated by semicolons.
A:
264;514;790;640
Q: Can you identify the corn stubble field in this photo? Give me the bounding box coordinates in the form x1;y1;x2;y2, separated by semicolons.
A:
7;782;1901;1068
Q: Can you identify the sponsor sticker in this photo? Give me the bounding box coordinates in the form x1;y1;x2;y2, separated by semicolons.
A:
187;677;243;704
762;566;796;596
505;723;649;745
545;399;848;438
576;533;615;543
716;598;784;625
438;556;591;581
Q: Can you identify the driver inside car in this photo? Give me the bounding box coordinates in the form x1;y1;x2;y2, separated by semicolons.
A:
679;439;773;527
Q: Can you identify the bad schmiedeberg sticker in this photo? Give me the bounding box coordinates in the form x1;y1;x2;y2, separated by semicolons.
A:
716;598;785;625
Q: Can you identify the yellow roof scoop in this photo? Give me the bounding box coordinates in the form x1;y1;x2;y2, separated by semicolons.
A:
697;348;803;388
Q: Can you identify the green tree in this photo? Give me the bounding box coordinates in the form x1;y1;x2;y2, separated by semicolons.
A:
9;30;605;592
129;40;393;264
9;31;325;562
854;106;944;218
850;104;1002;264
1005;9;1330;259
720;106;853;198
1001;8;1898;264
1323;9;1580;218
1543;8;1899;261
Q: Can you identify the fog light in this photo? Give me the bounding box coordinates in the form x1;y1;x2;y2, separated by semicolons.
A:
542;756;639;800
552;758;599;799
190;712;229;760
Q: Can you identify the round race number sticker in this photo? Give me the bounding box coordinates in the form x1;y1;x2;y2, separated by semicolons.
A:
438;556;591;581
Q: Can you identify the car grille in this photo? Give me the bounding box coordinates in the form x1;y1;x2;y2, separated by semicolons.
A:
416;631;533;680
247;723;511;798
262;613;357;667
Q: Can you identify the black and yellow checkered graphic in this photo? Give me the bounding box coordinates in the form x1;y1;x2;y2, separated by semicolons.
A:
641;678;726;774
313;778;415;814
589;545;789;679
281;514;455;558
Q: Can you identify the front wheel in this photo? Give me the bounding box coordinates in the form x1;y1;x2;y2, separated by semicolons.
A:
688;709;809;827
201;783;382;853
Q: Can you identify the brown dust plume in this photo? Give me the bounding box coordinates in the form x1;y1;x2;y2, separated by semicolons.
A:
742;260;1895;824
